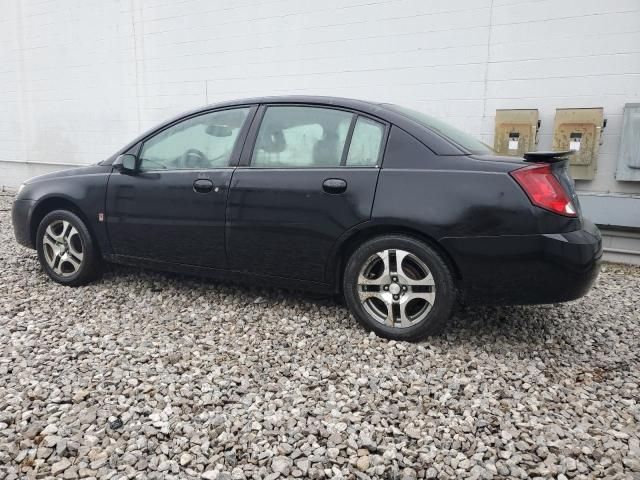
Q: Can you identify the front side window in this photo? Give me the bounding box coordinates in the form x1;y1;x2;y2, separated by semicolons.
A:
252;106;353;168
139;107;250;170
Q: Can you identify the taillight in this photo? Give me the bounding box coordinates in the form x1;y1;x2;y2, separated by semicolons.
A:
510;163;577;217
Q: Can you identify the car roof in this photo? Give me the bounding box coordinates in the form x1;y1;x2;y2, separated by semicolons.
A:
206;94;380;106
192;95;387;119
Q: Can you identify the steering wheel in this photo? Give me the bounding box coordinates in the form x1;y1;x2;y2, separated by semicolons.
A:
181;148;209;168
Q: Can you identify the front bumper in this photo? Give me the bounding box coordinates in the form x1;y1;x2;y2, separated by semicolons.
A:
12;199;36;249
441;219;603;305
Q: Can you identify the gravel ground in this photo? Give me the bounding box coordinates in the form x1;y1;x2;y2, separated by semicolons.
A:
0;193;639;480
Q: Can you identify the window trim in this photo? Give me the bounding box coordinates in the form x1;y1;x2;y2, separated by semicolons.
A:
238;103;390;169
339;115;358;166
135;105;258;172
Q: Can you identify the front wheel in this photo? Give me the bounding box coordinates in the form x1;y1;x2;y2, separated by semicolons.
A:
36;210;101;286
343;235;456;341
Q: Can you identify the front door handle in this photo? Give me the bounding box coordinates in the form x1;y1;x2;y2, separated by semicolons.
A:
322;178;347;194
193;178;214;193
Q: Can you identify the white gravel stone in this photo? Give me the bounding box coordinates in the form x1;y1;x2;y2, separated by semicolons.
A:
51;458;71;475
0;193;638;479
180;452;193;466
271;455;293;475
356;455;370;471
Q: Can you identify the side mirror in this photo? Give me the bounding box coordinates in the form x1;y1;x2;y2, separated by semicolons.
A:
114;154;138;174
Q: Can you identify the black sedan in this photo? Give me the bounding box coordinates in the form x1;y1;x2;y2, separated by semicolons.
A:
12;96;602;341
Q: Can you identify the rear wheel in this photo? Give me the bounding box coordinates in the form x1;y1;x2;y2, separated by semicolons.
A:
36;210;101;286
343;235;456;341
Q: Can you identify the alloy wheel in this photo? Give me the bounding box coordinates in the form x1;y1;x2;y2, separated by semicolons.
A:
357;249;436;328
42;220;84;277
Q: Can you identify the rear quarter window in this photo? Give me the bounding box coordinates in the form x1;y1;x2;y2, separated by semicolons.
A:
346;117;385;166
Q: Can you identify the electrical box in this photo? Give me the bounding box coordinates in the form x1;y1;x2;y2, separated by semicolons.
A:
615;103;640;181
552;108;605;180
494;109;539;156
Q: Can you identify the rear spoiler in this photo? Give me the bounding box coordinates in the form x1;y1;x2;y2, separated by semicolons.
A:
523;151;574;163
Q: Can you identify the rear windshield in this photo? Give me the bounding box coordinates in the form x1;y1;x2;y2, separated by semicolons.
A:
385;104;495;155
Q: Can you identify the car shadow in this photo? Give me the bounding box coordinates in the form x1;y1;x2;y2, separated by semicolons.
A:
103;264;563;349
451;303;554;335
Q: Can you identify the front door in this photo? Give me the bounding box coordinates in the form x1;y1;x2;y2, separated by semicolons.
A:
226;105;387;283
106;106;253;269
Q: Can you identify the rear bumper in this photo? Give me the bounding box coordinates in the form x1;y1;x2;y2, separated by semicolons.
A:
441;219;602;305
12;199;36;249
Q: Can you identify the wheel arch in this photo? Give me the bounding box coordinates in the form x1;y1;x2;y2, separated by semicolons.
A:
330;224;462;295
30;196;98;253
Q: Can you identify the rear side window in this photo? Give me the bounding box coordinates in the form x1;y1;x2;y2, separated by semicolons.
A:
346;117;385;166
252;106;353;168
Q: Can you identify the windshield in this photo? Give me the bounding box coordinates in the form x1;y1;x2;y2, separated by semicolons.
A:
385;104;495;154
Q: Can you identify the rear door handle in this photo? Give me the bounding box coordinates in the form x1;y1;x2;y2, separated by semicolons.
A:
322;178;347;194
193;178;214;193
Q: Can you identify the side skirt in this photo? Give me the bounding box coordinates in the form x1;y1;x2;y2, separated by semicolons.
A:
103;254;333;294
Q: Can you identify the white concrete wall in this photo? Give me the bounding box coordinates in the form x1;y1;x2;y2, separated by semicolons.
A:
2;0;640;198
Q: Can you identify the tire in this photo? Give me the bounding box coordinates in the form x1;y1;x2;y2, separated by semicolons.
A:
343;234;456;341
36;210;101;286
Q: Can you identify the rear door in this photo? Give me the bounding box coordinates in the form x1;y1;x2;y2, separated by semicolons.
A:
106;106;254;268
226;104;387;283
